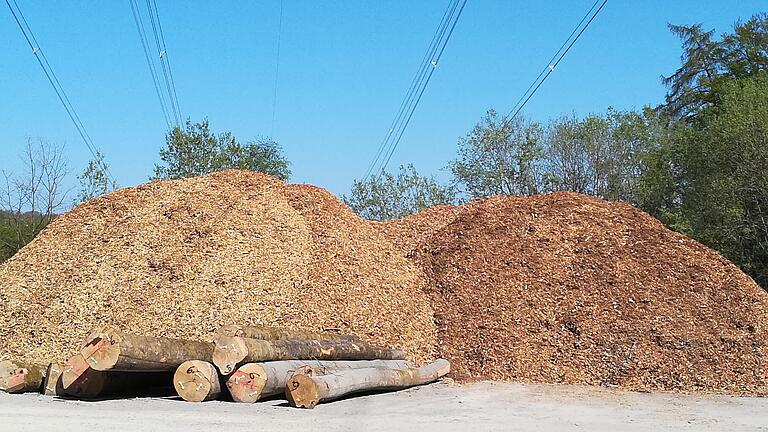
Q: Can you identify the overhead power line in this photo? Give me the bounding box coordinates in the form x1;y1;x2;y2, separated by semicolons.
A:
363;0;467;180
145;0;181;126
5;0;116;183
363;0;458;181
129;0;172;130
504;0;608;125
128;0;182;130
150;0;182;124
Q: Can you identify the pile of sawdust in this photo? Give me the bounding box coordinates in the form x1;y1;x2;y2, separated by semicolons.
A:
382;192;768;395
0;170;436;364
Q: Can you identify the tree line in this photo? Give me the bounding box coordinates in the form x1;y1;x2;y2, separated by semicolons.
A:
1;14;766;289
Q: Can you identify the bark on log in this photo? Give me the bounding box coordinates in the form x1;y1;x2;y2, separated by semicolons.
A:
212;335;406;375
227;359;412;403
215;325;360;342
0;359;46;393
80;328;215;372
43;362;65;396
286;359;450;409
173;360;223;402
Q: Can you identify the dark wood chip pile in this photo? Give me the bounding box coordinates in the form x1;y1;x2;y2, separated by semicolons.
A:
382;192;768;395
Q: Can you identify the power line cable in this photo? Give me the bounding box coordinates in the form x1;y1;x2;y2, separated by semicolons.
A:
363;0;458;180
505;0;601;120
270;0;284;136
504;0;607;125
145;0;180;126
377;0;467;174
150;0;182;124
363;0;464;180
5;0;116;183
129;0;172;130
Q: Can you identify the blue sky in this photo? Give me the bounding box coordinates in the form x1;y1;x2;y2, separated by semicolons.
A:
1;1;765;198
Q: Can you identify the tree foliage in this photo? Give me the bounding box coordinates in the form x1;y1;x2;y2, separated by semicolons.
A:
643;13;768;288
77;151;116;203
450;110;544;198
648;73;768;287
662;13;768;122
546;108;662;202
344;164;458;221
153;119;291;181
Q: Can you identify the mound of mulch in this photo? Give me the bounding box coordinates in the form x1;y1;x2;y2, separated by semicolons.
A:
0;170;436;364
382;192;768;395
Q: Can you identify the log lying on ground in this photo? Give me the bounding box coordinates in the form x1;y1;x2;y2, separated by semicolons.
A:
227;359;412;403
215;325;360;342
43;362;65;396
286;359;450;409
0;359;46;393
173;360;223;402
212;335;406;375
81;328;215;372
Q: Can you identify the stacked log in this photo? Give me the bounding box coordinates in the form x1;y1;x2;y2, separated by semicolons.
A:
0;359;46;393
226;359;411;403
173;360;223;402
2;325;449;406
81;328;215;372
43;362;65;396
212;334;406;375
215;325;360;342
286;359;450;409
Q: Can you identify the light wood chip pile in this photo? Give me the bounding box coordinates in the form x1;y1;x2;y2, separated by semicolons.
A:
0;170;436;365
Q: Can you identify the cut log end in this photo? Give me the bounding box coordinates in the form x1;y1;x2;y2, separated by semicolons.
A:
0;360;46;393
226;363;267;403
174;360;221;402
43;363;65;396
81;329;122;371
61;353;90;389
212;335;248;375
285;373;321;409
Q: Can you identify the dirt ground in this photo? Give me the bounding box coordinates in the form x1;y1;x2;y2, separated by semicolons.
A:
1;381;766;432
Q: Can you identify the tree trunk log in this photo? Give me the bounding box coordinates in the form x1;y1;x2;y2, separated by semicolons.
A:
215;325;360;342
81;328;215;372
212;335;406;375
173;360;223;402
286;359;450;409
227;359;412;403
0;359;46;393
43;362;65;396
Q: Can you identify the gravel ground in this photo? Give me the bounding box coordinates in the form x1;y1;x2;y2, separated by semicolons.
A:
1;381;767;432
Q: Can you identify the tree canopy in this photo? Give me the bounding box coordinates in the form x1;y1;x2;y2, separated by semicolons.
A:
153;119;291;181
344;164;458;221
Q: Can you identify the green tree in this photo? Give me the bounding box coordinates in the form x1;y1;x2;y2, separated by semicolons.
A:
153;119;291;180
658;73;768;287
662;13;768;122
450;110;544;198
545;108;662;202
344;164;458;221
77;151;116;203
